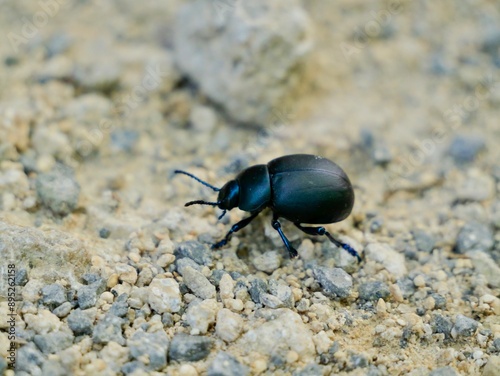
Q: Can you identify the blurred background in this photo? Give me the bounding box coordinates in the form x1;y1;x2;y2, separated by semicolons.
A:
1;0;500;375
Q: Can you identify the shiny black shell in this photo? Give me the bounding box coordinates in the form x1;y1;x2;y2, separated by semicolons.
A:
236;154;354;224
268;154;354;223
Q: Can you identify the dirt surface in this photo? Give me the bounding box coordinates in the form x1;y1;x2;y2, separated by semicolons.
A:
1;1;500;375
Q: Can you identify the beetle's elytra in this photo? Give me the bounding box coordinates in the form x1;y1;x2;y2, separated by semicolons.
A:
175;154;360;261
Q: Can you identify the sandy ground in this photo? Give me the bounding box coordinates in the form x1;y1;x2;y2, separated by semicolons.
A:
1;0;500;375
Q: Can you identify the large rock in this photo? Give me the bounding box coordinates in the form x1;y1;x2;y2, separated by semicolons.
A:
0;221;91;290
239;308;315;361
173;0;313;124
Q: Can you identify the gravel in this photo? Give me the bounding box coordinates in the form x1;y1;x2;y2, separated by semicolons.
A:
3;1;499;374
207;352;249;376
174;0;313;124
455;221;494;254
169;333;214;362
33;330;74;354
147;277;182;314
41;284;67;308
181;266;216;299
174;240;212;265
358;281;391;301
128;330;169;371
92;313;125;345
313;266;353;298
215;308;244;343
452;314;479;338
35;165;80;216
67;309;93;336
249;278;268;304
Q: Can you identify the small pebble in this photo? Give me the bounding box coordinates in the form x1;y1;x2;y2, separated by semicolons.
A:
182;266;216;299
169;333;214;362
313;266;353;298
207;352;249;376
216;308;244;342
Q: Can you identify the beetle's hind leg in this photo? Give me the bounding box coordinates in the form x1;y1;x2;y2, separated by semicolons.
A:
212;211;260;249
294;223;361;262
272;217;298;258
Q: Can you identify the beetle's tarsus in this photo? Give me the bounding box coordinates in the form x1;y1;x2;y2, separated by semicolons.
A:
212;240;226;249
295;223;361;262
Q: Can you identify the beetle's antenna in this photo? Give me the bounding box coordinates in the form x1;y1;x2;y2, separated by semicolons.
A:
185;200;220;207
174;170;220;192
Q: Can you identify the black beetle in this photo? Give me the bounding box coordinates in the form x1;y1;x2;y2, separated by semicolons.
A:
175;154;359;260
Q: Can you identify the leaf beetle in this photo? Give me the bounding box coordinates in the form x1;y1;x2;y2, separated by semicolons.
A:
175;154;360;261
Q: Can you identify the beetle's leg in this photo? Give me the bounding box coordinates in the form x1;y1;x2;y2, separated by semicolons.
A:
212;211;260;249
294;223;361;262
272;218;298;258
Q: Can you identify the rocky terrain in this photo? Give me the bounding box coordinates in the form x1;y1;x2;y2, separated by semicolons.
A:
1;0;500;375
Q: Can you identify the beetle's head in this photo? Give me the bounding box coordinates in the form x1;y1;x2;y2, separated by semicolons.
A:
174;170;238;220
217;180;239;211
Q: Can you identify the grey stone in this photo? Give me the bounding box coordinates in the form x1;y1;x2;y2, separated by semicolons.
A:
175;257;202;275
350;354;369;369
175;240;212;265
182;266;216;299
411;230;436;252
358;281;390;301
77;284;99;310
430;315;453;339
128;330;169;371
36;165;80;216
67;309;93;336
260;293;284;309
122;361;145;375
249;278;267;304
41;284;67;308
448;135;485;164
16;343;45;374
452;314;479;337
293;363;324;376
162;313;174;327
174;0;313;124
41;359;66;376
52;302;73;318
109;293;128;317
455;221;493;254
15;268;28;286
93;314;125;345
268;279;294;308
110;129;139;153
468;250;500;288
429;366;457;376
431;294;447;309
208;352;249;376
313;266;353;298
252;251;282;273
0;221;92;284
33;331;74;354
492;338;500;351
169;333;214;362
209;269;227;286
396;278;416;299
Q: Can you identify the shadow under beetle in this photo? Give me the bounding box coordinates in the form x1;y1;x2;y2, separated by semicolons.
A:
175;154;360;261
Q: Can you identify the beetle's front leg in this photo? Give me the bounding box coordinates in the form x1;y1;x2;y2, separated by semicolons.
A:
212;212;260;249
272;217;298;258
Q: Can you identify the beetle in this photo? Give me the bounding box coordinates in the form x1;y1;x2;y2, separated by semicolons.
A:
175;154;360;261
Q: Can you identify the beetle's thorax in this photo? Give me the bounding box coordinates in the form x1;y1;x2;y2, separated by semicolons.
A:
235;164;271;212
